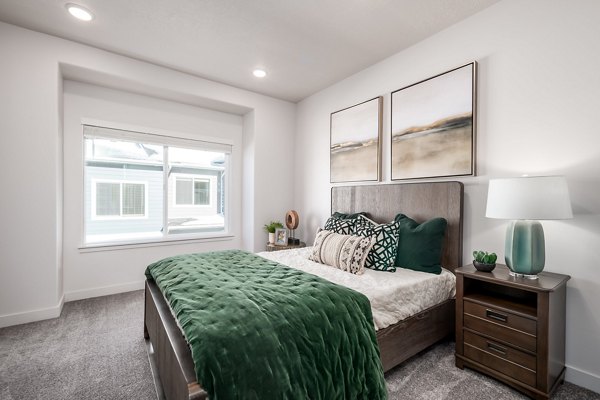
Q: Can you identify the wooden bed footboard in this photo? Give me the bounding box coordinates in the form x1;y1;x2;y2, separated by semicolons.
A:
145;280;207;400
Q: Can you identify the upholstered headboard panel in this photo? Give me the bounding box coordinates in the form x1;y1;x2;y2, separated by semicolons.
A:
331;181;464;272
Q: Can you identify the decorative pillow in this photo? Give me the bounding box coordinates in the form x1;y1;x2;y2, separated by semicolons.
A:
354;215;400;272
394;214;447;275
332;211;369;220
308;229;374;275
324;215;355;235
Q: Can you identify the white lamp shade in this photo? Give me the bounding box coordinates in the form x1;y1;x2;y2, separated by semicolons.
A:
486;176;573;220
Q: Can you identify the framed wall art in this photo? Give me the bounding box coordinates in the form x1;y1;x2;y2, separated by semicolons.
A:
330;96;382;183
391;62;476;180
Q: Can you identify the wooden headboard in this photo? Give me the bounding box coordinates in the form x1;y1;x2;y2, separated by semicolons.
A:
331;181;464;272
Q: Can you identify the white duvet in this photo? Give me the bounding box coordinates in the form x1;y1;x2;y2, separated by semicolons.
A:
258;247;456;331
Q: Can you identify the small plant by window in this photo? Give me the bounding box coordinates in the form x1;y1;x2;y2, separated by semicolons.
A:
263;221;284;233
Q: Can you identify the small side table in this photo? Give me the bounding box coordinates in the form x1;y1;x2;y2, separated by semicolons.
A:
455;264;570;400
266;241;306;252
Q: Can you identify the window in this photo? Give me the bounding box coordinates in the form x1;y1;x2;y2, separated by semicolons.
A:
93;181;146;218
83;125;231;245
175;178;210;206
195;180;210;205
96;182;120;216
122;183;145;215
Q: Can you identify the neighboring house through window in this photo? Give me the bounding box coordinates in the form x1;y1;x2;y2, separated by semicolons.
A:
93;181;147;218
83;124;231;246
175;177;210;206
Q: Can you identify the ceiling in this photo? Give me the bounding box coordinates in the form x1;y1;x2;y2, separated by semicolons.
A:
0;0;500;102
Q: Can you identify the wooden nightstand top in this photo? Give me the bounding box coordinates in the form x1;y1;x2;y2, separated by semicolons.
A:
266;242;307;252
456;264;570;292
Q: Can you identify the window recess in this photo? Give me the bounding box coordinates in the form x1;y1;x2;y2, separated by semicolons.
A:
83;124;231;246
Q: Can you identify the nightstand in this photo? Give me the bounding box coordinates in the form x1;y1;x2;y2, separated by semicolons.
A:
265;241;306;252
455;264;570;400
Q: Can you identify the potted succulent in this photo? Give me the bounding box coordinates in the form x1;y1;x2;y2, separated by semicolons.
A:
264;221;284;244
472;250;498;272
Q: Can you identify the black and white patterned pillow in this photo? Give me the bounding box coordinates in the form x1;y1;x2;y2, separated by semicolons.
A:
324;216;355;235
354;215;400;272
331;211;368;220
309;229;374;275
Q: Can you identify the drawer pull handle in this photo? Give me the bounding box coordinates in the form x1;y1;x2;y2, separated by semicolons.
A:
485;309;508;323
487;341;507;356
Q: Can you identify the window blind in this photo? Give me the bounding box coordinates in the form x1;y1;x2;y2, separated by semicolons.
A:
83;124;232;154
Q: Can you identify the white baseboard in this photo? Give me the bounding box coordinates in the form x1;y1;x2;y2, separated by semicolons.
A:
0;295;64;328
566;365;600;394
0;281;145;329
64;280;145;302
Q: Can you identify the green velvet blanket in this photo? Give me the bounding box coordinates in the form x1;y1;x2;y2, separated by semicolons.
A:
145;250;386;400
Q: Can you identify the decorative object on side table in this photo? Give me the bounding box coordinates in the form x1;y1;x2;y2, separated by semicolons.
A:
486;176;572;279
472;250;497;272
285;210;300;245
274;228;287;246
263;221;284;244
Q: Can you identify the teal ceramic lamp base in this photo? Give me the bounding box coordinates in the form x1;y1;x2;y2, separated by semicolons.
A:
505;220;545;279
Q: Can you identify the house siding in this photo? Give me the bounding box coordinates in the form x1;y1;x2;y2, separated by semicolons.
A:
85;165;163;236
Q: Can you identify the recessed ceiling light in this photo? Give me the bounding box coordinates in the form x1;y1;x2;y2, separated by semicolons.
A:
66;4;94;21
253;69;267;78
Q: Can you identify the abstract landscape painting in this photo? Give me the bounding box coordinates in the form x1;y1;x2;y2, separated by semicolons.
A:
330;97;382;183
391;63;475;180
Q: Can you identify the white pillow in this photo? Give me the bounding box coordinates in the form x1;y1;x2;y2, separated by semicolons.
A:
308;229;374;275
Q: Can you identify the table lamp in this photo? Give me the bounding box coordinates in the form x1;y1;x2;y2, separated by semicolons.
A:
485;176;572;279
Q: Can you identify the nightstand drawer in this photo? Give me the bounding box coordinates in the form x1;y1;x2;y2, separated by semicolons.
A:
464;300;537;335
464;341;537;387
464;300;537;352
464;330;536;371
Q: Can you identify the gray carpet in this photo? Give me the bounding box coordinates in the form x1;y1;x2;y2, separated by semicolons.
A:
0;291;156;400
0;291;598;400
385;341;599;400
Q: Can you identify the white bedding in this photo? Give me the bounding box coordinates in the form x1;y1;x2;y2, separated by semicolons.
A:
258;247;456;331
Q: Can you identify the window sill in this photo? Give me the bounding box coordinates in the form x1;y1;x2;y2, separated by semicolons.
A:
78;234;235;253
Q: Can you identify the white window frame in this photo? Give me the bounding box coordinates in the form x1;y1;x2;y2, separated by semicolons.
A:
82;122;233;248
91;179;148;220
173;175;212;207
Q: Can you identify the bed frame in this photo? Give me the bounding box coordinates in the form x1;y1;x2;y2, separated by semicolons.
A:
144;181;464;399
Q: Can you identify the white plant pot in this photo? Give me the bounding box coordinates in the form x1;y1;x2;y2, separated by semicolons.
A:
268;232;275;244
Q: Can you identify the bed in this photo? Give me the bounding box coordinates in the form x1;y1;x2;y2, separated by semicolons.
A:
144;181;464;399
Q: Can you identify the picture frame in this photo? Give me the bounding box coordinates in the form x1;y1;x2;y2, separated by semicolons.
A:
330;96;382;183
274;228;288;246
391;62;476;180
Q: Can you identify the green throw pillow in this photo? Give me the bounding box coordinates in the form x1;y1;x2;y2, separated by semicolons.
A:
354;215;400;272
394;214;447;275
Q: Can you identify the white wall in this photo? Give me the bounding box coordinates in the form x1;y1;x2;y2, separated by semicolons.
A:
62;81;243;299
294;0;600;392
0;21;295;327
